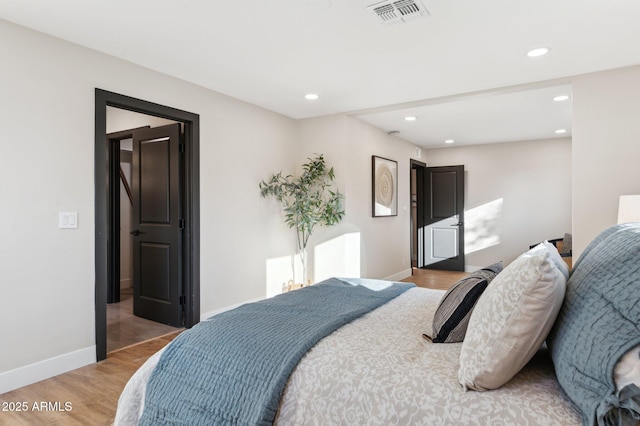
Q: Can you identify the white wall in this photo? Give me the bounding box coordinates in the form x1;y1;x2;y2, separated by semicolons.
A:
571;65;640;258
106;106;177;133
297;114;420;281
423;138;572;267
0;19;297;392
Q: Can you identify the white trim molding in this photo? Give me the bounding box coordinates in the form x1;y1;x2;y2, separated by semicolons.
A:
384;268;412;282
200;297;265;322
0;346;95;394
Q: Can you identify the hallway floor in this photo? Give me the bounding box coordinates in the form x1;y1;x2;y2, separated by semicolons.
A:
106;288;182;353
401;267;468;290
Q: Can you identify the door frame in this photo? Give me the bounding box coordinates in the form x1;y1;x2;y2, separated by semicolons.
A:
410;159;427;271
94;89;200;361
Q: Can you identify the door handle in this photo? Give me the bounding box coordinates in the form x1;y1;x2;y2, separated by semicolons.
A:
130;229;144;236
450;222;464;226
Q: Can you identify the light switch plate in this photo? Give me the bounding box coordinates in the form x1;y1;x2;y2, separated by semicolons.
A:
59;212;78;229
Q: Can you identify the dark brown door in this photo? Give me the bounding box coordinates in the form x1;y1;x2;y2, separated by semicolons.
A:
131;123;183;326
423;165;465;271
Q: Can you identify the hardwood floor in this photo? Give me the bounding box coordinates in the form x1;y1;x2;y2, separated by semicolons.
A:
0;332;181;426
401;267;468;290
0;269;464;426
1;287;184;426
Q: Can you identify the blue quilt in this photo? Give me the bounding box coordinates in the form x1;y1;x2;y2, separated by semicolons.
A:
139;278;414;426
547;224;640;425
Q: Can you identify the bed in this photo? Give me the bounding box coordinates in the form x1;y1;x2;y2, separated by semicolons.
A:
114;223;640;425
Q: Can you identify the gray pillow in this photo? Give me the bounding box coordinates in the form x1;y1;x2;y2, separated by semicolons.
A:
547;224;640;425
427;262;503;343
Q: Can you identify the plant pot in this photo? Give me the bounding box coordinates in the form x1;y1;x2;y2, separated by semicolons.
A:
282;279;313;293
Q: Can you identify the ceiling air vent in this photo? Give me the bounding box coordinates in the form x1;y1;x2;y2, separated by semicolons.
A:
367;0;429;24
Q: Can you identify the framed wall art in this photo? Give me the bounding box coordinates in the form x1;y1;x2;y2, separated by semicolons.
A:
372;155;398;217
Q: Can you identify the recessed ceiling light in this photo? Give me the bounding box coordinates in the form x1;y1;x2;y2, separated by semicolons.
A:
404;116;417;122
304;93;319;100
526;47;550;57
553;95;570;102
555;129;568;134
445;139;455;144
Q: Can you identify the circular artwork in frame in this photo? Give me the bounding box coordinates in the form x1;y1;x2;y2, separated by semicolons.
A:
372;155;398;217
376;164;394;207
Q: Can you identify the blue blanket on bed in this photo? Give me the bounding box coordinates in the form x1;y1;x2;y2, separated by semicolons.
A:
139;278;414;426
547;224;640;425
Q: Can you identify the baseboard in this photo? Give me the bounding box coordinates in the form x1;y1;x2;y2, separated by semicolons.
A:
120;278;132;289
384;268;412;282
200;297;265;321
0;346;95;394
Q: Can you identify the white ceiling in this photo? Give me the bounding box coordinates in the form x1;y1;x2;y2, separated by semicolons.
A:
1;0;639;148
356;84;573;147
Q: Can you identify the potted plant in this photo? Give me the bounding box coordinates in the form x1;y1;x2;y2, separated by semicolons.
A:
259;154;345;289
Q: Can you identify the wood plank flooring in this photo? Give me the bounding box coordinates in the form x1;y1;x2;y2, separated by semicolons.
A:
0;269;464;426
0;332;180;426
401;267;468;290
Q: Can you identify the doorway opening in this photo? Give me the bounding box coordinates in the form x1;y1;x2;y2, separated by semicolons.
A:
410;161;465;272
106;121;183;353
95;89;201;361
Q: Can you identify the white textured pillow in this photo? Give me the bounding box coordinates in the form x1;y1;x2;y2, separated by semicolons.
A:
614;344;640;390
527;242;570;280
542;241;571;280
458;250;567;391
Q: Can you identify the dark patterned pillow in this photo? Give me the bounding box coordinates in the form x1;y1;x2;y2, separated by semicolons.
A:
426;262;503;343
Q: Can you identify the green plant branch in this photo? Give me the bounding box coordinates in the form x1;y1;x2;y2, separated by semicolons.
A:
259;154;345;283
